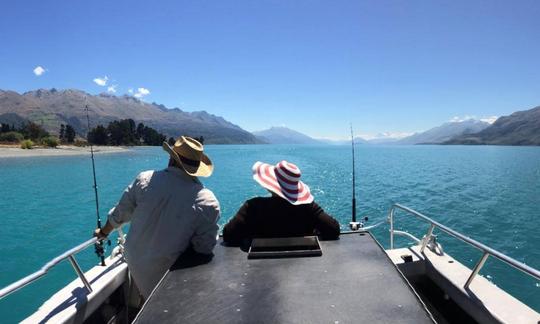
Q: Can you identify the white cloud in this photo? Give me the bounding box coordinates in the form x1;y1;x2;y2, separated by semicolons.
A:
449;115;475;123
134;87;150;98
383;132;412;139
107;84;117;93
128;88;133;94
93;76;108;86
449;115;498;124
33;66;46;76
480;116;498;124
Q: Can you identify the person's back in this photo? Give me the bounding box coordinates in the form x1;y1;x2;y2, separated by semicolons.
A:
95;136;220;299
223;195;339;245
223;160;340;245
118;167;219;297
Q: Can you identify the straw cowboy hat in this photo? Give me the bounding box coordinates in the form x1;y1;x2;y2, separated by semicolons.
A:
163;136;213;177
252;160;314;205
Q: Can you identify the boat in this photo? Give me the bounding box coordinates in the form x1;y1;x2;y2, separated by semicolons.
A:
1;203;539;323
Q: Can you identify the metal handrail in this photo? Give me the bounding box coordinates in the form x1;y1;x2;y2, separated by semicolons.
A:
392;229;421;244
388;203;540;289
0;228;125;300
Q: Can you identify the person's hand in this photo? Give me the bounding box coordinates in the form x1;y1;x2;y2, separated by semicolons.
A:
94;227;108;240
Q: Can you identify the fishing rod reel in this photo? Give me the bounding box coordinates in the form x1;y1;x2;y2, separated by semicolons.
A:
94;239;111;265
349;216;369;231
94;228;111;266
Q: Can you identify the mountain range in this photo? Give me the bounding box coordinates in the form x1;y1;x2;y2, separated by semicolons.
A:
445;106;540;145
253;127;371;145
396;119;491;145
253;127;321;144
0;89;262;144
198;102;536;145
1;88;539;146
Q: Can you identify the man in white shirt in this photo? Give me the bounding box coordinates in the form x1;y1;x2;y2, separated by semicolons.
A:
94;136;220;299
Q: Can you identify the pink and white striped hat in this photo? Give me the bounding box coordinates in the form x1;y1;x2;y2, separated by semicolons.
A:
252;160;314;205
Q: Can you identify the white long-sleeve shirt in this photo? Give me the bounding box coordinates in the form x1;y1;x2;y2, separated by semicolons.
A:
107;166;220;298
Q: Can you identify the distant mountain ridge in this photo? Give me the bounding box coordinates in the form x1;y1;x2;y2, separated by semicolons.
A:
253;126;321;144
445;106;540;145
0;88;262;144
397;119;491;144
365;134;408;144
3;88;538;146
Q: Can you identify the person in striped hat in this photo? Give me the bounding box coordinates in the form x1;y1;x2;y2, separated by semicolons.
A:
223;160;340;245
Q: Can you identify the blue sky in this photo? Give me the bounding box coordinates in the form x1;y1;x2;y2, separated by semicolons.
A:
1;0;540;139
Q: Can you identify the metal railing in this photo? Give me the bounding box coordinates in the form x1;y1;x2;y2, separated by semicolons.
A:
388;203;540;289
0;228;125;300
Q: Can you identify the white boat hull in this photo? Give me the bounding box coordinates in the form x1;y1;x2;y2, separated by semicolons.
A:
23;254;128;324
387;245;540;324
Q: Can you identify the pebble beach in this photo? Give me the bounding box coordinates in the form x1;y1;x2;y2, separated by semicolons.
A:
0;145;130;158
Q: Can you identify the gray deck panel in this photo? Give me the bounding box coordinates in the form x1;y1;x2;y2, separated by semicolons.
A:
134;233;434;323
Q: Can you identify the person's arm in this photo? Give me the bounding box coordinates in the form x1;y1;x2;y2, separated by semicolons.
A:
222;201;250;245
311;202;340;240
191;190;221;254
95;173;142;238
94;220;114;240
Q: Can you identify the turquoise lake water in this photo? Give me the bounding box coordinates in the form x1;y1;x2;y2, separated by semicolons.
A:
1;144;539;322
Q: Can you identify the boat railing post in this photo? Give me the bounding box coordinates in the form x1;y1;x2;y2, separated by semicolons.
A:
68;255;93;294
464;252;490;289
420;224;435;253
389;207;395;249
384;204;540;284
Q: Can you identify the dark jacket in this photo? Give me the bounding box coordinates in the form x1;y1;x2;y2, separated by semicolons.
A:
222;196;340;245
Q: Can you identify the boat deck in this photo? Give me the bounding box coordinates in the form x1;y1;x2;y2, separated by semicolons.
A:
134;233;434;323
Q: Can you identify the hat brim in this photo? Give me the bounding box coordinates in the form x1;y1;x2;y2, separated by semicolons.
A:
252;161;313;205
163;142;213;177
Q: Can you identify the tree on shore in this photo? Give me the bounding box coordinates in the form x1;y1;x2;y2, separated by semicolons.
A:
1;122;66;146
108;119;138;145
140;125;166;146
88;119;167;146
1;123;12;133
59;124;65;141
137;123;145;142
1;122;48;144
65;125;76;143
87;125;108;145
20;122;49;140
0;131;24;142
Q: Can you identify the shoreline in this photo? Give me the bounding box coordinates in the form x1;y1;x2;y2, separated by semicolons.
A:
0;145;131;158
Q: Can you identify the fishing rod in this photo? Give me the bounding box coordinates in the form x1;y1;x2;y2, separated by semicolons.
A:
349;125;360;230
85;101;106;266
349;124;369;231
